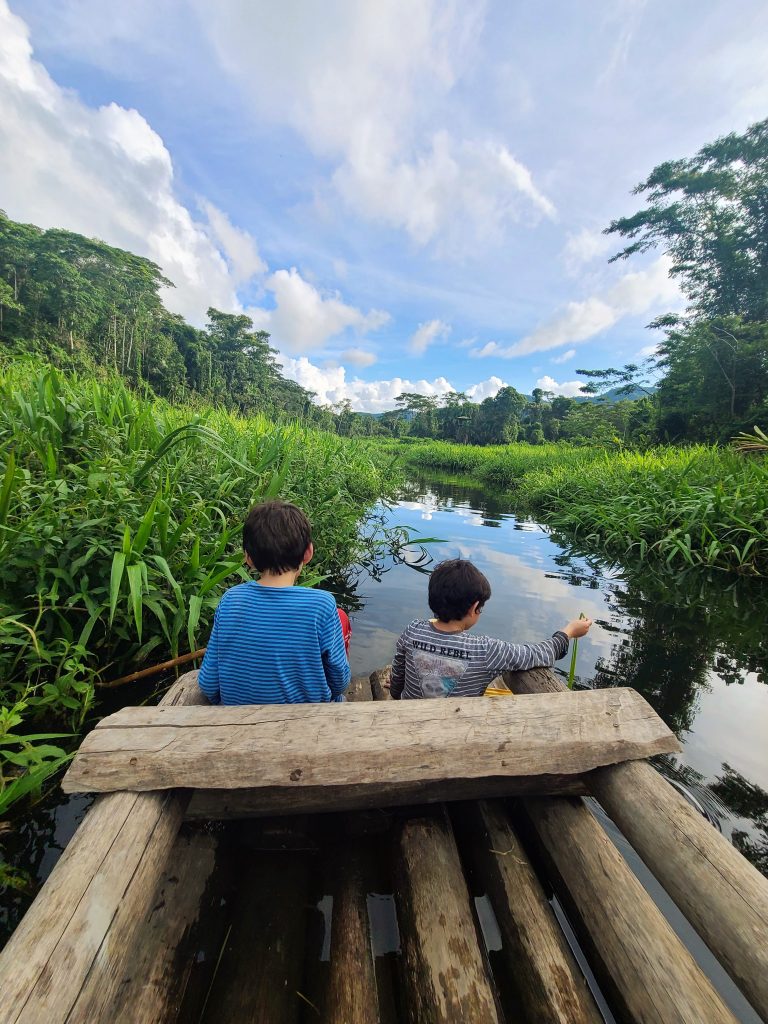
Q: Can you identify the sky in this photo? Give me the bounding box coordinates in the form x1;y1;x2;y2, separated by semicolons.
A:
1;1;767;412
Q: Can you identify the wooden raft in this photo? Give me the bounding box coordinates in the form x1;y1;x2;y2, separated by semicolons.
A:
62;688;679;811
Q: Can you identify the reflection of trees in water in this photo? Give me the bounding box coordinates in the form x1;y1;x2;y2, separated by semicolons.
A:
1;792;92;948
400;475;509;525
711;765;768;876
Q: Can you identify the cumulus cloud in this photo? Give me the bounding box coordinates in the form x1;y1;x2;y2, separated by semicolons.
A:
202;1;553;252
465;376;507;401
410;318;450;355
551;348;577;364
276;354;456;412
472;256;681;358
0;1;248;324
535;375;585;398
248;268;389;354
341;347;378;367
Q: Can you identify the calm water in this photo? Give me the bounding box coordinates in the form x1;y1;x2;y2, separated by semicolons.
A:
2;474;767;1020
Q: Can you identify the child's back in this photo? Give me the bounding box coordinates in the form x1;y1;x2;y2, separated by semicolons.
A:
390;559;591;700
198;500;350;705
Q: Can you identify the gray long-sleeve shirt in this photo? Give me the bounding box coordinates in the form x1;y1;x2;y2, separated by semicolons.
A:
390;619;569;699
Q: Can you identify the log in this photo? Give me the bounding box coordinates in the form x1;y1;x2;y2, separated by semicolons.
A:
458;800;602;1024
0;670;208;1024
62;688;680;794
326;667;379;1023
370;665;391;700
507;667;768;1022
524;796;739;1024
589;760;768;1023
326;840;380;1024
395;815;501;1023
103;831;218;1023
200;848;310;1024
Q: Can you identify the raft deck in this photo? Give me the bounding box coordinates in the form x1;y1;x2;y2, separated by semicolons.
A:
0;668;766;1024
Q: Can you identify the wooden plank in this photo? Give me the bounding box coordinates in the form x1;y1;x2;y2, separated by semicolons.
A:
506;666;768;1022
62;687;680;794
459;800;602;1024
0;670;208;1024
395;815;502;1023
346;673;374;701
524;795;739;1024
102;831;218;1023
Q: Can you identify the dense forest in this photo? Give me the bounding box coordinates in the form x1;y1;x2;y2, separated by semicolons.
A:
2;118;766;448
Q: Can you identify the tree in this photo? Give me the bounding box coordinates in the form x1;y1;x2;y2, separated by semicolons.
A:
606;117;768;322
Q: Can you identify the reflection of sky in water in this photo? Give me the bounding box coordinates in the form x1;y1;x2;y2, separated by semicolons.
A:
350;484;768;804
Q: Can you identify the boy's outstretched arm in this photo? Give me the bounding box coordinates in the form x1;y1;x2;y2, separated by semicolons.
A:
321;604;350;699
484;618;593;675
198;608;222;705
389;634;406;699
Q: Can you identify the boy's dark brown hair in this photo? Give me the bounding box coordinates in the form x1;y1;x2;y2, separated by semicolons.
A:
243;500;312;574
428;559;492;622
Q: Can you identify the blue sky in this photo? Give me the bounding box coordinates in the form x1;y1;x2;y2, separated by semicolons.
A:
1;1;767;411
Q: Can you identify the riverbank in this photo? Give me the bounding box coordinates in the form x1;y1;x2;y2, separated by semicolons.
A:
374;438;768;577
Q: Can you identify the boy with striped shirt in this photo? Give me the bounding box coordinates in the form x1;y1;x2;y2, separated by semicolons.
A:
199;500;350;705
390;559;591;699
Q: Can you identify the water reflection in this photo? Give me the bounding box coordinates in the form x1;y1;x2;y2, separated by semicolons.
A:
351;473;768;876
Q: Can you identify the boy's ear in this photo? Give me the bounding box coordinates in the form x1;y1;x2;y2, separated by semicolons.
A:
244;550;255;570
302;542;314;566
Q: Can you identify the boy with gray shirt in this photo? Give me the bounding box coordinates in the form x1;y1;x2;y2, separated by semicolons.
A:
390;559;592;699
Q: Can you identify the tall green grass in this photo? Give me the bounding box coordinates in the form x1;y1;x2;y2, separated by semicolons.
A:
381;438;768;577
0;360;400;815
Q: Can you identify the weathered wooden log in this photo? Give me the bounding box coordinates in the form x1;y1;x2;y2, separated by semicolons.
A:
326;839;380;1024
324;668;380;1022
589;761;768;1022
103;831;218;1022
506;666;768;1022
458;800;602;1024
63;688;679;795
0;670;208;1024
395;815;502;1023
370;665;391;700
200;848;310;1024
524;795;739;1024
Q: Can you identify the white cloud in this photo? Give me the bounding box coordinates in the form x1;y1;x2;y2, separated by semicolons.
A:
469;341;500;358
410;318;450;355
248;268;389;354
341;347;378;368
203;1;553;252
0;1;246;324
551;348;577;364
535;375;585;398
276;354;456;412
200;199;266;284
562;228;613;275
473;256;682;358
638;342;660;358
465;376;507;401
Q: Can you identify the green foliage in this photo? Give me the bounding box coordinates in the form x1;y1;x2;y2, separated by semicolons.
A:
380;438;768;577
0;360;400;816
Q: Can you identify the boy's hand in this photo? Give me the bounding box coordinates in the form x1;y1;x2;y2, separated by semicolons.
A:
564;617;592;639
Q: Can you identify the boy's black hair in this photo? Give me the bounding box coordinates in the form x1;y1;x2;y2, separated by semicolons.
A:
428;559;492;622
243;499;312;574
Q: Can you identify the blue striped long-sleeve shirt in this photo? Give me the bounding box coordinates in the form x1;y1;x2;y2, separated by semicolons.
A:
198;582;350;704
